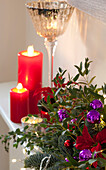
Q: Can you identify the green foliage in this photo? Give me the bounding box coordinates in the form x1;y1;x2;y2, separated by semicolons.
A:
58;134;73;157
24;152;60;169
102;83;106;94
0;58;106;169
85;119;97;137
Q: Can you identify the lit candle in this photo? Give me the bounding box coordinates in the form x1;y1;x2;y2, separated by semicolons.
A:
18;46;43;114
21;116;43;132
10;83;29;123
21;116;43;126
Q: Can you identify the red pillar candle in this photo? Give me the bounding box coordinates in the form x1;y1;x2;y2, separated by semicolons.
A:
18;46;43;114
10;83;29;123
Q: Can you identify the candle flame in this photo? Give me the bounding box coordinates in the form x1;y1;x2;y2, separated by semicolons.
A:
12;83;28;93
12;159;17;163
22;45;40;57
27;45;34;56
16;83;23;90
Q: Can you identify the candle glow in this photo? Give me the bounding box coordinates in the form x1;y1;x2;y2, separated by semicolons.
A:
17;83;23;89
47;20;57;30
12;83;27;93
22;45;39;57
21;116;43;124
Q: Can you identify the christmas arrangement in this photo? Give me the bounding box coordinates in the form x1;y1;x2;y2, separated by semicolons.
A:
0;58;106;170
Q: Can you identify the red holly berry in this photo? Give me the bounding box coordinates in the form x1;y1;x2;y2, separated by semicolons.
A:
72;126;75;129
64;140;72;148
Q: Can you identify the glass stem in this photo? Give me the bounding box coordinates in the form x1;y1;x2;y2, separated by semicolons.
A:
44;38;57;87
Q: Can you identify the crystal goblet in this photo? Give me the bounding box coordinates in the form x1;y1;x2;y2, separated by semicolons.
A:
26;1;74;87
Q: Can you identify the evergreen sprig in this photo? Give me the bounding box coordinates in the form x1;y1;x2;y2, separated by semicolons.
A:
0;58;106;169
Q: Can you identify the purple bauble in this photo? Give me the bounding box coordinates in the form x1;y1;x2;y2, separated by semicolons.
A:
73;156;77;160
65;158;69;162
70;118;77;123
90;99;103;109
87;110;100;124
79;149;92;161
57;109;69;122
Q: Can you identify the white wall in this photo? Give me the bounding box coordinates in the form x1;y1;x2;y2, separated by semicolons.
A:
0;0;26;82
26;8;106;87
0;0;26;169
0;1;105;86
54;9;106;87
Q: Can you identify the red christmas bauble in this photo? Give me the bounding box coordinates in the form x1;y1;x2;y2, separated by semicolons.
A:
64;140;72;148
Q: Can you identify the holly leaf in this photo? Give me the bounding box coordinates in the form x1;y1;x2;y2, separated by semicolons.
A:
88;159;97;164
55;88;61;96
47;95;50;103
61;70;67;76
59;67;62;73
80;62;82;70
88;76;96;85
102;153;106;158
73;74;79;82
97;157;106;167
